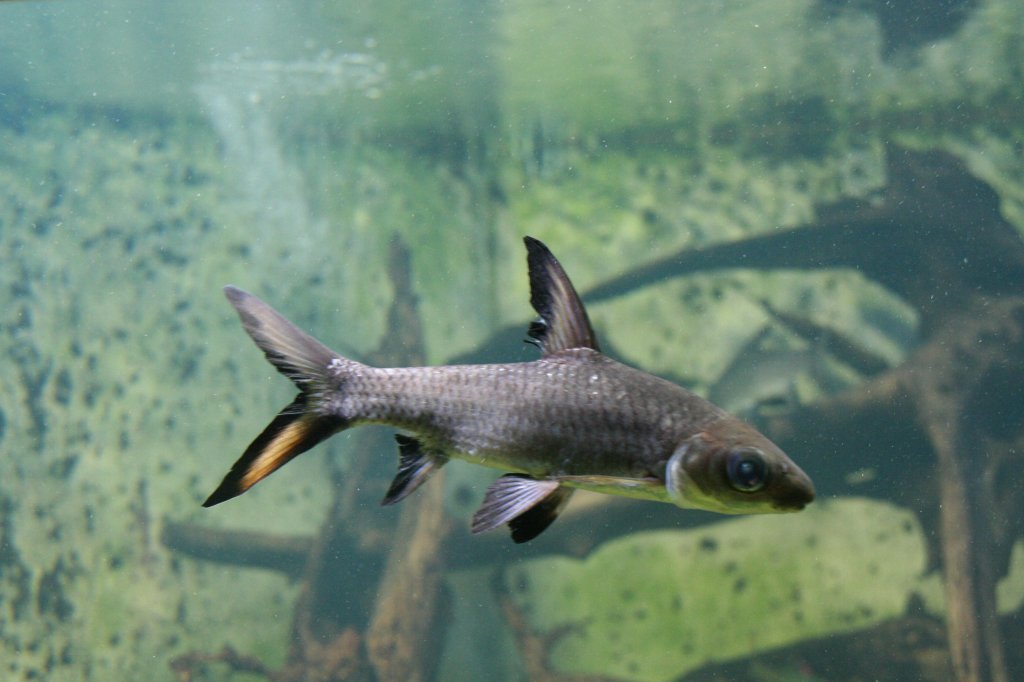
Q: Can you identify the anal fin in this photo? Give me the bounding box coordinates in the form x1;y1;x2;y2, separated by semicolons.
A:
381;434;447;506
471;474;574;543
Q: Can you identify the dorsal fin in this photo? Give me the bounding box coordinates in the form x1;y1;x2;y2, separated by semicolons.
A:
523;236;600;355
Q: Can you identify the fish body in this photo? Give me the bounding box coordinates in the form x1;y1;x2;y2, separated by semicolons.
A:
205;237;814;542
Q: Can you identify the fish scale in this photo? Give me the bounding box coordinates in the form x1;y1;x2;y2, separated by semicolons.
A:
203;237;814;542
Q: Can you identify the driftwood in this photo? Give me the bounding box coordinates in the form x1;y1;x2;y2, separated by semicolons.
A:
499;596;626;682
489;147;1021;681
685;598;1024;681
166;147;1024;681
365;475;450;681
360;236;453;682
161;521;311;579
477;148;1022;681
765;295;1023;682
752;148;1022;682
168;239;450;681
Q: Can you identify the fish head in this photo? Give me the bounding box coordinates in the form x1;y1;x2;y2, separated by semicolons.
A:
664;418;814;515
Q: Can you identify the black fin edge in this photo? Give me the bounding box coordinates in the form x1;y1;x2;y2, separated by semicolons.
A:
523;236;600;355
381;434;446;506
509;486;574;543
203;394;342;507
470;474;571;543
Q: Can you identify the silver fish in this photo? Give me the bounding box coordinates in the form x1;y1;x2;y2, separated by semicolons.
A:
709;328;820;420
204;237;814;542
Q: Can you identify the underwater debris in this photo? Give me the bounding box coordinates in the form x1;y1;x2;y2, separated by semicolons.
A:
740;148;1024;682
464;147;1024;681
166;149;1024;681
167;239;449;682
501;596;623;682
499;498;930;681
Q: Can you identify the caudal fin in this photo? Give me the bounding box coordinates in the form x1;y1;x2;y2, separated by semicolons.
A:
203;286;350;507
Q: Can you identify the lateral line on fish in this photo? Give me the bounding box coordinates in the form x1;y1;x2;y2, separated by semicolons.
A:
204;237;815;542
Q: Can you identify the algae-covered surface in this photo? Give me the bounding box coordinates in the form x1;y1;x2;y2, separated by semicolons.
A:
503;499;928;681
0;0;1022;679
0;107;498;678
0;111;308;678
500;497;972;682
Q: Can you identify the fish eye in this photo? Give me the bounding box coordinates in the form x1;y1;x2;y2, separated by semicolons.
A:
727;450;768;493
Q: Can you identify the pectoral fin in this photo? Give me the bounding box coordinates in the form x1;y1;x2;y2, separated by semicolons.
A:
471;474;574;543
381;434;447;505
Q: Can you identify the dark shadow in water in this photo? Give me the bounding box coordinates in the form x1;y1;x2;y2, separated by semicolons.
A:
818;0;979;56
166;148;1024;681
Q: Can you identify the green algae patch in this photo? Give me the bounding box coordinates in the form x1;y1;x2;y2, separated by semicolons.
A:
0;101;505;678
503;498;928;682
498;0;825;134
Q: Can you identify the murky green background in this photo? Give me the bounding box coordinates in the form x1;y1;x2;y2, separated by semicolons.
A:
1;1;1022;680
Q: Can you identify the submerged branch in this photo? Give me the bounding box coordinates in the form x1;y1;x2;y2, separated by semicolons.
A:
364;239;452;682
161;521;310;579
167;149;1024;681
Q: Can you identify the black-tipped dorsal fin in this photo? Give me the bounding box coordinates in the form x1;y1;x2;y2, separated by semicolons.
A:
523;236;600;355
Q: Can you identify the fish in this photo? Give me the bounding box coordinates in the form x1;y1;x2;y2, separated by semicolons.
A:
204;237;815;543
709;327;821;421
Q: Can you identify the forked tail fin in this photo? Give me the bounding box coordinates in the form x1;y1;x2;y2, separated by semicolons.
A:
203;286;351;507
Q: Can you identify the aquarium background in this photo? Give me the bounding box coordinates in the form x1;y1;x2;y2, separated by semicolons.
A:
1;1;1023;680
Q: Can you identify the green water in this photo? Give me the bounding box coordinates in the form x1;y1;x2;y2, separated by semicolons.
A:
1;1;1023;680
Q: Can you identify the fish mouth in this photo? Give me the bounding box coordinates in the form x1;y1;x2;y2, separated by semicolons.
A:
770;466;819;509
773;481;815;512
770;460;815;512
